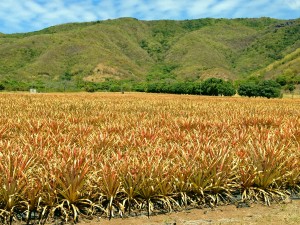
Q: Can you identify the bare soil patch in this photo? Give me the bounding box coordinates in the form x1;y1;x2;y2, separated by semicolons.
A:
83;200;300;225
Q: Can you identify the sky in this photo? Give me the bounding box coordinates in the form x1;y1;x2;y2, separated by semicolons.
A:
0;0;299;34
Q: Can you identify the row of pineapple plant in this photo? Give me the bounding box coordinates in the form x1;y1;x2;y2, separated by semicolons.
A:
0;93;299;224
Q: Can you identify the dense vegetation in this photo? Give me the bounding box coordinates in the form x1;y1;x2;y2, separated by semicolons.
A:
83;77;237;96
238;79;282;98
0;93;299;224
0;17;299;94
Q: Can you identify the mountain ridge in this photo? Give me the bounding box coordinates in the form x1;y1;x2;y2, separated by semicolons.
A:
0;17;299;91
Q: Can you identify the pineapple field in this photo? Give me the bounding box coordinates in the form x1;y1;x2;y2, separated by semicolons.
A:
0;92;299;224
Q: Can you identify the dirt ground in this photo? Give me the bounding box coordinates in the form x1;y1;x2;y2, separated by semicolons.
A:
80;200;300;225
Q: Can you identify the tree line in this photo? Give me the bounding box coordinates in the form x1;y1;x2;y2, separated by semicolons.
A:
85;77;288;98
0;76;294;99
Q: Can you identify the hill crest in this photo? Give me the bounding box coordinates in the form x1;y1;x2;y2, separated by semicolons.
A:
0;17;299;91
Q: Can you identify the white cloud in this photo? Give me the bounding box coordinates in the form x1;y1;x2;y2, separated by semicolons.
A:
95;0;117;19
24;1;46;14
186;0;217;18
230;0;300;18
284;0;300;9
209;0;241;16
0;0;299;33
136;0;185;19
230;0;273;18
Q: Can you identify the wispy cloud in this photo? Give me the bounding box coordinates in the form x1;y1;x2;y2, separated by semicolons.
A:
0;0;299;34
285;0;300;9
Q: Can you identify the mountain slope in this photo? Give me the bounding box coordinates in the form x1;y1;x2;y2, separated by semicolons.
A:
255;48;300;80
235;19;300;76
0;17;299;90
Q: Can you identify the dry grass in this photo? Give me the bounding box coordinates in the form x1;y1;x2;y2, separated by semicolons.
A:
0;92;299;224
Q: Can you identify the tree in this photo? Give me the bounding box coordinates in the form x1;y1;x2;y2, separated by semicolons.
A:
238;80;281;98
284;83;296;98
60;72;73;91
285;83;296;93
238;83;259;97
201;78;236;96
0;82;4;91
218;81;236;96
61;72;73;81
201;78;222;96
258;80;281;98
85;83;96;92
275;75;288;86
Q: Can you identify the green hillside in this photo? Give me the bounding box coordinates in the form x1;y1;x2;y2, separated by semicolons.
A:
0;17;299;91
255;48;300;83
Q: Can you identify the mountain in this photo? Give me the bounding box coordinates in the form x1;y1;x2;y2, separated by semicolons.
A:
0;17;299;91
252;48;300;80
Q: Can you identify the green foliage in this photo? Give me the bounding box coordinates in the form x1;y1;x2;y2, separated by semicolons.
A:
236;20;300;74
182;18;217;31
1;79;30;91
0;82;4;91
201;78;236;96
218;81;237;96
284;83;296;93
234;17;280;29
60;72;73;81
276;75;288;86
145;81;200;95
238;80;282;98
238;83;260;97
0;17;299;92
201;78;222;96
84;83;96;92
257;48;300;81
144;78;236;96
258;80;281;99
146;64;178;81
275;71;300;95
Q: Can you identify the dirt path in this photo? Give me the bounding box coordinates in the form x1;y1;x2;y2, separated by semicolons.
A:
80;200;300;225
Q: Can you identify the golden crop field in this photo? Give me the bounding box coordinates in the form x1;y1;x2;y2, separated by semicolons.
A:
0;92;299;224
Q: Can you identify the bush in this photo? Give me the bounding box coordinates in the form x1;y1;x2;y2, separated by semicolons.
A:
238;80;281;98
85;84;96;92
0;82;4;91
276;75;288;86
144;78;236;96
1;79;30;91
284;84;296;93
218;81;236;96
238;83;259;97
259;80;281;98
201;78;236;96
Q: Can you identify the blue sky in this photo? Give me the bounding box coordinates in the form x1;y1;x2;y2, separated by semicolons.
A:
0;0;299;34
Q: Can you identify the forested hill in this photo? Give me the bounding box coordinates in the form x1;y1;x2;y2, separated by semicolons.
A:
0;17;299;91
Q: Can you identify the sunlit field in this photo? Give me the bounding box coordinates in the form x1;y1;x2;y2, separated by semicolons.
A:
0;92;299;224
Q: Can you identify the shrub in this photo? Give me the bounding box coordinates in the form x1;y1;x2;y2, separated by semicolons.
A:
201;78;236;96
258;80;281;98
238;80;281;98
0;82;4;90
